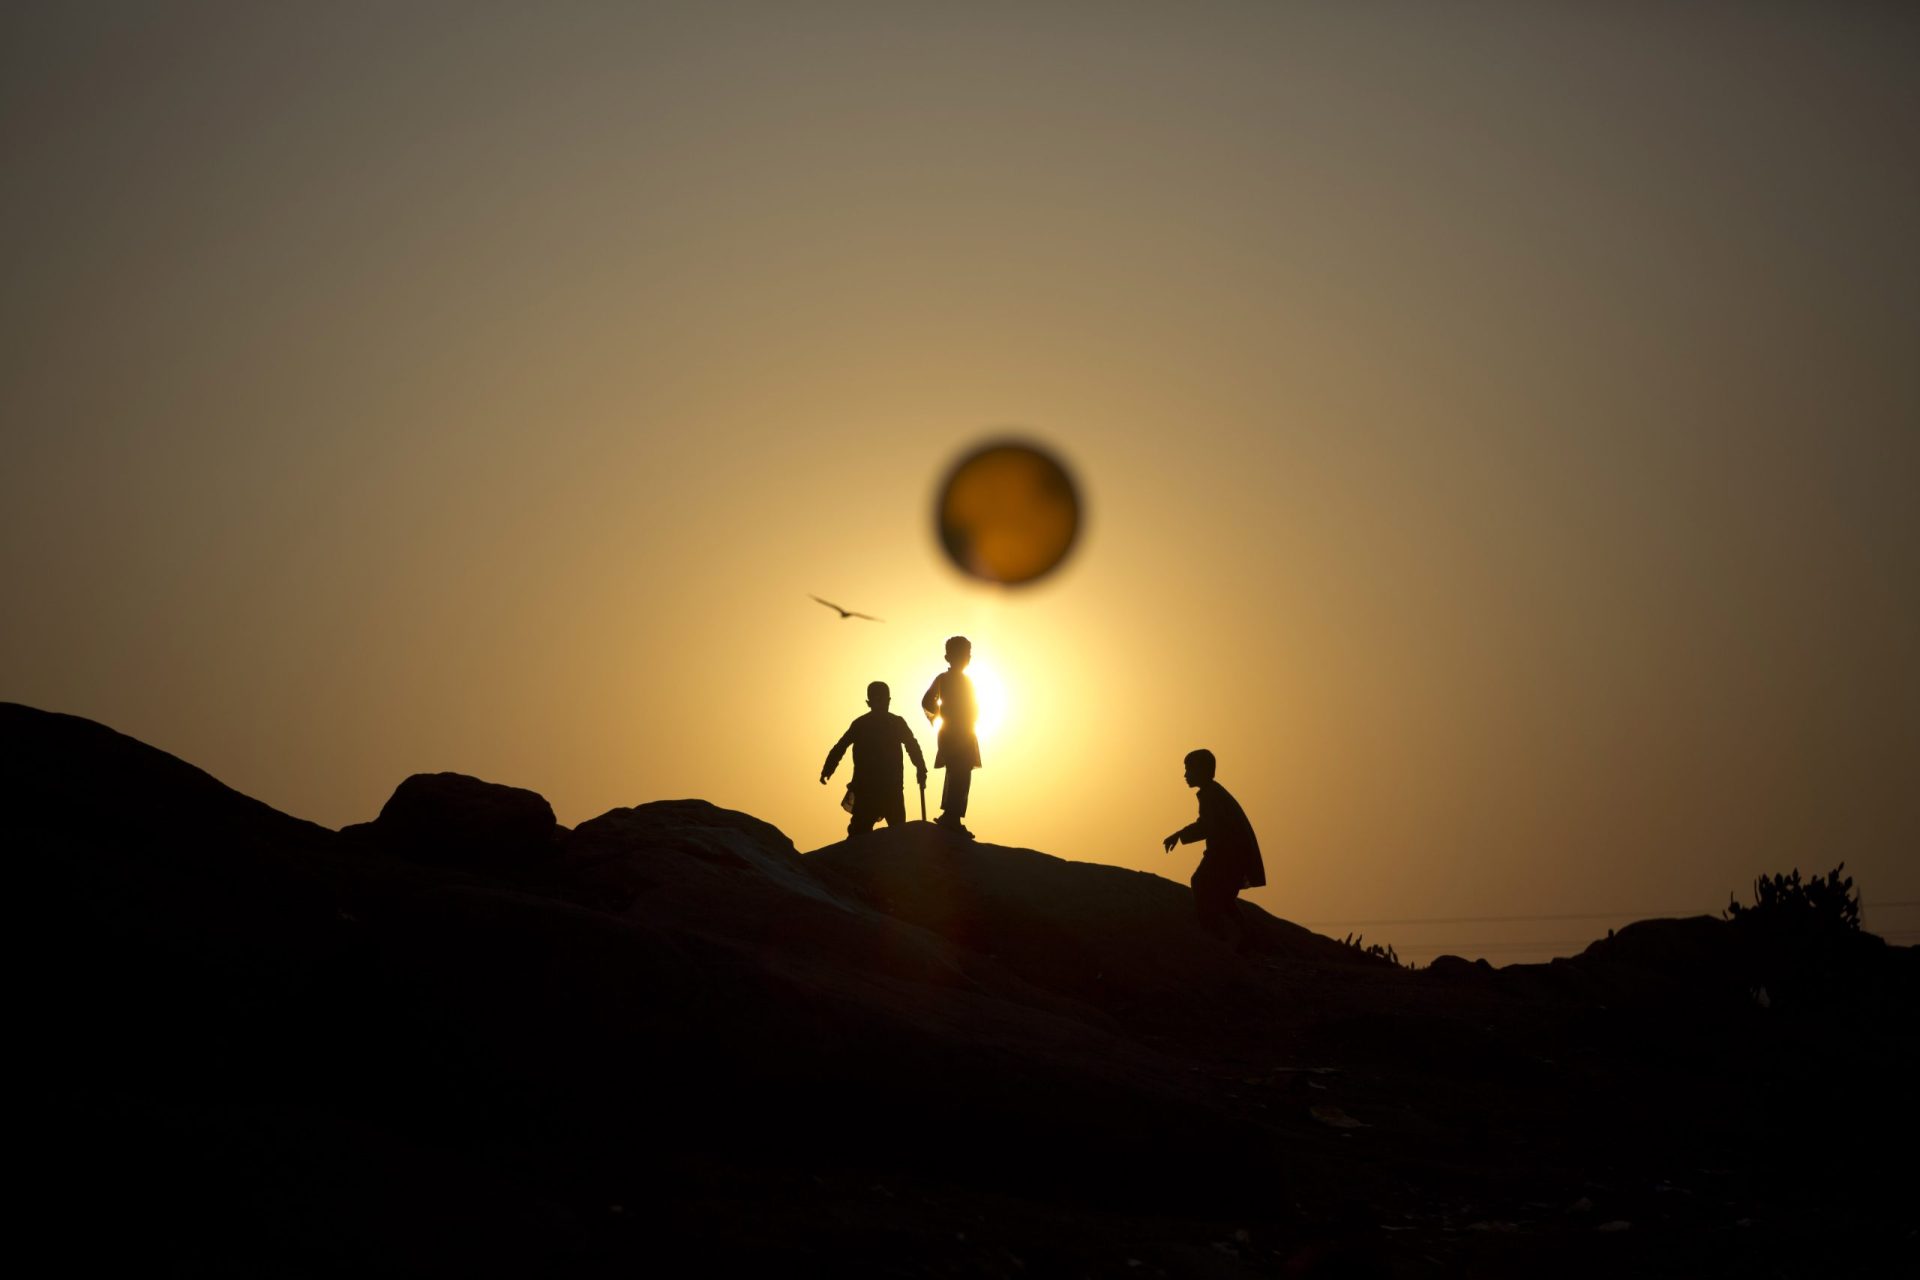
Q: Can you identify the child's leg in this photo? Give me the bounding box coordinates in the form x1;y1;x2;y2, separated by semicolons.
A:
942;766;973;819
848;793;883;837
1190;863;1236;942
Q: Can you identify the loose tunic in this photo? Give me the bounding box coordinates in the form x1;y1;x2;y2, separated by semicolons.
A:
920;671;982;770
1172;779;1266;890
822;710;927;806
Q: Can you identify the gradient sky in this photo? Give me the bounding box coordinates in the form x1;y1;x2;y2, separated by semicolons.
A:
5;3;1916;963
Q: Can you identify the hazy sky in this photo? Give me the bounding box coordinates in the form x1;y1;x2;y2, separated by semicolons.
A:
5;3;1916;963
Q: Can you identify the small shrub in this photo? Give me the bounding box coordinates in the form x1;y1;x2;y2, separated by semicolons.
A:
1723;863;1873;1009
1724;863;1860;934
1341;931;1404;968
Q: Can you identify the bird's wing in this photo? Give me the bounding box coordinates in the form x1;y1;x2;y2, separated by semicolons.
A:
810;594;882;620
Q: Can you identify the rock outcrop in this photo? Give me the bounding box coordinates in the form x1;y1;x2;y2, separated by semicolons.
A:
11;701;1913;1277
345;770;562;873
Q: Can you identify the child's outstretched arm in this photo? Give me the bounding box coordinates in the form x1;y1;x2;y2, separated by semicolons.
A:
1163;817;1206;852
820;726;855;784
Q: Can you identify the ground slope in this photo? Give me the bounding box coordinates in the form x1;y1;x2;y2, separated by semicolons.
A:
11;703;1913;1277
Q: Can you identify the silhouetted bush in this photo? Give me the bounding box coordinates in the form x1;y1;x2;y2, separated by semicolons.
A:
1341;931;1404;968
1724;863;1860;934
1723;864;1878;1009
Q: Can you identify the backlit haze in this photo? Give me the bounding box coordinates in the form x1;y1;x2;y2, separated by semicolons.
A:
5;4;1916;963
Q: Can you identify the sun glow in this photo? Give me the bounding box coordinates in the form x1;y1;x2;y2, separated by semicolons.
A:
968;659;1004;747
932;658;1005;750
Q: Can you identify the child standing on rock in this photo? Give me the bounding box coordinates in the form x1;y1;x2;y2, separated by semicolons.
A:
1163;749;1265;950
820;681;927;838
921;636;981;838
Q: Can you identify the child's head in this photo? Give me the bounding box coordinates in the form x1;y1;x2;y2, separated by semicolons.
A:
1183;749;1216;787
944;635;972;669
866;681;891;710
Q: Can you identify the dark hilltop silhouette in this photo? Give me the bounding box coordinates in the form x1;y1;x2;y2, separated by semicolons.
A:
13;701;1915;1276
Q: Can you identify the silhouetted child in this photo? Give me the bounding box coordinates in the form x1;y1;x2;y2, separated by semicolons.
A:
1163;749;1266;950
921;636;980;838
821;681;928;838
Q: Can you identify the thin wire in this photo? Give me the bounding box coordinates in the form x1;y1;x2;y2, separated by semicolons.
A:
1391;927;1920;957
1307;899;1920;930
1413;942;1593;954
1308;910;1700;928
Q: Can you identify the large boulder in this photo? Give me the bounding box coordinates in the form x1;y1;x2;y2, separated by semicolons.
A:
804;822;1379;1050
352;772;560;874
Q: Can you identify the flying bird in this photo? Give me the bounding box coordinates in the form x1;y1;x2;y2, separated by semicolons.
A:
810;594;883;622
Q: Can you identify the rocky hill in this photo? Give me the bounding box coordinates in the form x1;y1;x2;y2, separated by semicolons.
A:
11;702;1913;1276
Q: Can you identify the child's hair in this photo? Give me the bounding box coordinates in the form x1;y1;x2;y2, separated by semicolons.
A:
945;635;972;662
1184;749;1217;781
867;681;890;703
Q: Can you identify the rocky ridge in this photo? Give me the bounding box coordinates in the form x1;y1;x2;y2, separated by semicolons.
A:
12;702;1912;1276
